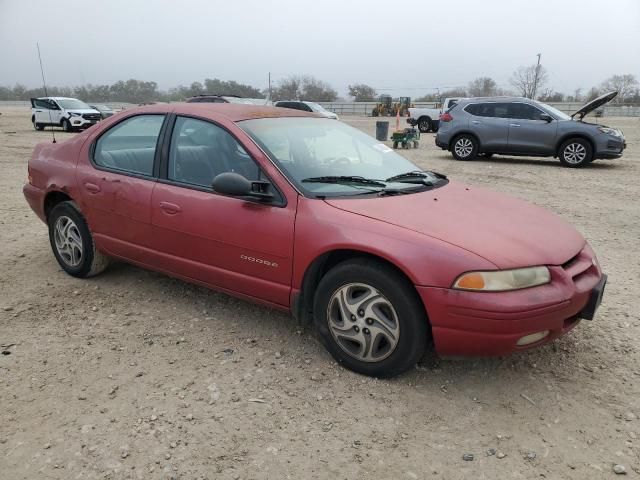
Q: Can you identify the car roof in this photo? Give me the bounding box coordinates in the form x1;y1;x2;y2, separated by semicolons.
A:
157;102;320;122
458;96;531;103
36;97;78;101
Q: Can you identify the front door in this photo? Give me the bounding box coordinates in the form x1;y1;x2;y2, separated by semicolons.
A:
75;113;167;257
150;115;297;307
506;102;558;155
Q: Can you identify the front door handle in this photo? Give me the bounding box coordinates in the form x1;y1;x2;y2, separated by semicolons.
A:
159;201;182;214
471;120;481;124
84;182;101;194
510;123;521;127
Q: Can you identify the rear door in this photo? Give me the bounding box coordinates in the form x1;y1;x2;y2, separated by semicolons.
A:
33;99;52;124
506;102;557;154
149;115;297;306
75;113;167;257
465;102;509;151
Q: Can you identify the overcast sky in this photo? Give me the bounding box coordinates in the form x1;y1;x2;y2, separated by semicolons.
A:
1;0;639;98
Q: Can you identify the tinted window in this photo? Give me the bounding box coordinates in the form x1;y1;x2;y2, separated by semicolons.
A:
34;99;51;109
465;103;509;118
168;116;260;188
508;103;546;120
94;115;165;176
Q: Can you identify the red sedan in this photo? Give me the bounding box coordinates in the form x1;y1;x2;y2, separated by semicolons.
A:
23;103;607;377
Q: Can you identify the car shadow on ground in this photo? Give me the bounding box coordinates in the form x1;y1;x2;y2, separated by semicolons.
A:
474;156;620;169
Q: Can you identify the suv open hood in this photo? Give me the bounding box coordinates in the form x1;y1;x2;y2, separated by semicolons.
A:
572;91;617;120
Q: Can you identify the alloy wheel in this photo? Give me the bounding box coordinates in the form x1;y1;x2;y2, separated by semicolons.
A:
454;138;473;158
53;216;83;267
563;142;587;164
326;283;400;362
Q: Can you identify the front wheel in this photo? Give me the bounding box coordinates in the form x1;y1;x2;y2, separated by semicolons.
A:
313;258;430;378
61;118;72;132
451;134;479;160
558;138;593;167
48;201;110;278
417;117;432;133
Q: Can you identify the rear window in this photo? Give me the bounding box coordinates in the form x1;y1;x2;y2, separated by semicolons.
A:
465;103;509;118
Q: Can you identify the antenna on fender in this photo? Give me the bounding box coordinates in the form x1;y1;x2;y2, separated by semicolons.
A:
36;42;56;143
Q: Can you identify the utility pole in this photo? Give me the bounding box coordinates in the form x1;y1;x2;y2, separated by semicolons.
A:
268;72;272;102
532;53;542;99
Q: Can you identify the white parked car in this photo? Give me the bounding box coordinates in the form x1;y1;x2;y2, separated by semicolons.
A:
30;97;103;132
408;97;466;133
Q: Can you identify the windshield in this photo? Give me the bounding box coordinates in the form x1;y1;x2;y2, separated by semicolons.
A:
306;102;328;113
93;104;110;110
239;117;445;197
56;98;92;110
535;101;571;120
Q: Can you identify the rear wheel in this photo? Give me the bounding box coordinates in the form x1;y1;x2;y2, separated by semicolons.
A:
313;258;429;378
32;117;44;131
558;138;593;167
451;134;478;160
48;201;110;278
417;117;432;133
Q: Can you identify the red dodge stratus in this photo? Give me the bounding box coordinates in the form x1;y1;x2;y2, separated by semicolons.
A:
24;103;607;377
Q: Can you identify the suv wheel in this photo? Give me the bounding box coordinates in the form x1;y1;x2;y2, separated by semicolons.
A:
48;201;110;278
418;117;432;133
451;134;478;160
558;138;593;167
61;118;72;132
313;258;429;378
32;117;44;131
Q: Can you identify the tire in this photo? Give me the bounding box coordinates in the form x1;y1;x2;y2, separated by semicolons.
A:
61;118;72;132
558;138;593;168
313;258;430;378
413;141;419;148
393;141;398;149
451;134;479;161
48;201;110;278
479;152;493;159
32;117;44;131
417;116;432;133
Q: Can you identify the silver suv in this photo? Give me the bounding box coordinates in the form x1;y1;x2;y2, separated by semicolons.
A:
435;92;626;167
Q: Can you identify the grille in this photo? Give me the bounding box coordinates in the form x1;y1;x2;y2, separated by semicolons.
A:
562;247;595;280
82;113;101;121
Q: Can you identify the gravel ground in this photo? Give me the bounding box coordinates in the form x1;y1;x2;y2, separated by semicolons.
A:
1;107;639;479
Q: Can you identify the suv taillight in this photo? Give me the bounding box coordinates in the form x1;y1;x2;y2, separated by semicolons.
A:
440;112;453;122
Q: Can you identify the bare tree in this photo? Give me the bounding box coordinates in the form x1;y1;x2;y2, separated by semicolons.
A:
467;77;498;97
600;74;639;102
348;83;377;102
510;65;548;99
270;75;337;102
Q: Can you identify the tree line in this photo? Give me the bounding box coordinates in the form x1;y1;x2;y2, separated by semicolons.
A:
1;69;638;104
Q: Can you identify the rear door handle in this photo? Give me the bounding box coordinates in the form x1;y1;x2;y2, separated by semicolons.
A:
510;123;521;127
102;177;121;183
84;182;101;194
159;201;182;214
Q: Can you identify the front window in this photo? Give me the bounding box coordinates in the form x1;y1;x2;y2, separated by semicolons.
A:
535;101;571;120
56;98;92;110
239;117;446;197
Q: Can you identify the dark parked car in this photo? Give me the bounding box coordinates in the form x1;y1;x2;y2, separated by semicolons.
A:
90;104;115;119
435;92;625;167
24;103;606;377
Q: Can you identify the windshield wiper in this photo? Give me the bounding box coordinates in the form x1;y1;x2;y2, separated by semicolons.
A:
302;176;387;187
385;170;447;183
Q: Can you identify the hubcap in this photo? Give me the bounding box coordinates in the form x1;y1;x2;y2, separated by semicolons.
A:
327;283;400;363
419;120;429;130
564;142;586;164
53;216;83;267
454;138;473;157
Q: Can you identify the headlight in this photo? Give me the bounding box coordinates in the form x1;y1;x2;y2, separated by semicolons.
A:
68;112;81;116
453;266;550;292
598;127;621;137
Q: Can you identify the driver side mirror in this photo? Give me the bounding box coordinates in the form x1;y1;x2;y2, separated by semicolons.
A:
539;113;553;123
212;172;273;201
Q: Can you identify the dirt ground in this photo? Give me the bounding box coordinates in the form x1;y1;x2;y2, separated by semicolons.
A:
1;106;639;480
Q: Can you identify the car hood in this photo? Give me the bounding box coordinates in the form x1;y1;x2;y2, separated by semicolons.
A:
572;91;617;119
325;181;584;269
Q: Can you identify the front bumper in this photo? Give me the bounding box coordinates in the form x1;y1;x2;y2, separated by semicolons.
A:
595;135;626;159
68;116;99;129
417;244;605;357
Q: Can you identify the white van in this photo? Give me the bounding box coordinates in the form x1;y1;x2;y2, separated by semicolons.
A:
30;97;103;132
